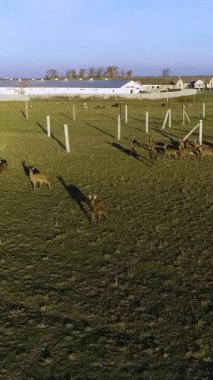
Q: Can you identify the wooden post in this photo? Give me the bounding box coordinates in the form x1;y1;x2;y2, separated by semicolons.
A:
199;120;203;145
203;103;205;119
119;102;122;120
182;104;185;125
72;105;76;122
46;115;51;137
145;111;149;133
125;105;128;124
162;110;169;129
182;105;191;125
25;101;29;120
168;108;171;128
117;114;121;140
183;122;200;142
64;124;70;152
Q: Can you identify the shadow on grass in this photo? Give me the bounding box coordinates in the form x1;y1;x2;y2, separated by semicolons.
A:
149;126;181;144
37;122;66;150
59;112;73;120
109;142;151;164
85;122;114;138
20;110;27;119
58;176;91;222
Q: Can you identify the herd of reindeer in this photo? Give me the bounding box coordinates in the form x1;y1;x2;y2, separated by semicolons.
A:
130;136;213;162
0;128;212;225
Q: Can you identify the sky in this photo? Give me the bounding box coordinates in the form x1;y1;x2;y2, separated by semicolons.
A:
0;0;213;78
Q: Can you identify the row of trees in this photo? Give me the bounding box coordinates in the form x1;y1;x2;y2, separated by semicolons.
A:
46;66;134;80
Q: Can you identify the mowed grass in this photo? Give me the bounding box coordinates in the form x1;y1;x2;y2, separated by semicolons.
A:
0;93;212;380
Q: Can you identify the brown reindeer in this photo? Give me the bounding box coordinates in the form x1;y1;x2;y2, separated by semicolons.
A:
29;168;51;190
88;194;107;225
0;159;7;173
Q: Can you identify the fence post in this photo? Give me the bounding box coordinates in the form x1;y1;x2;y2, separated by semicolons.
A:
199;120;203;145
203;103;206;119
117;114;121;140
162;110;169;129
168;108;171;128
64;124;70;152
145;112;149;133
125;105;128;124
25;101;29;120
72;105;76;122
182;104;185;125
46;115;51;137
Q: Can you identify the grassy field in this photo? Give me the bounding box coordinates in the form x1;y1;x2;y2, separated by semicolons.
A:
0;92;212;380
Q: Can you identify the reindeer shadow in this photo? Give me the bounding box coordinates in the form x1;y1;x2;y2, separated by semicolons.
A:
109;142;150;164
58;177;90;221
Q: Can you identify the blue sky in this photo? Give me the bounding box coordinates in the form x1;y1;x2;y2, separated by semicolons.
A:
0;0;212;77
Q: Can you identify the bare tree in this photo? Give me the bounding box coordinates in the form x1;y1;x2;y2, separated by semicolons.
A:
162;68;170;77
120;70;126;78
79;68;86;78
87;67;96;77
126;70;133;79
46;69;59;79
105;66;119;78
96;66;105;78
66;69;77;79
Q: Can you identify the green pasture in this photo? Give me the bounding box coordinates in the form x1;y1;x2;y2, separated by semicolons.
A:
0;92;212;379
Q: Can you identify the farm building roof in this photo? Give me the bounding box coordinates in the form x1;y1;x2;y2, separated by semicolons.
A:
0;79;131;88
138;75;213;85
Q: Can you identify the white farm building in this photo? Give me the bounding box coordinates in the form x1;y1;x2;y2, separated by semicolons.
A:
0;79;143;98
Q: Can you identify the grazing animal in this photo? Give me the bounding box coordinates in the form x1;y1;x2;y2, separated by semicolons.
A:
147;137;159;161
0;159;7;173
200;146;213;158
148;145;158;161
88;194;107;225
180;140;197;159
94;105;105;109
81;102;88;110
130;138;140;157
164;144;183;159
112;102;119;107
191;140;203;159
29;168;51;190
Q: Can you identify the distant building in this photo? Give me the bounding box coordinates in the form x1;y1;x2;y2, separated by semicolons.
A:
206;77;213;90
0;79;143;97
189;79;206;89
138;76;185;92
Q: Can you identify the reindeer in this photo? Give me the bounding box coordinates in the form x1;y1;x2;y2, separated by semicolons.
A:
88;194;107;225
130;138;140;157
81;102;88;110
191;140;203;160
0;159;7;173
179;140;197;160
29;168;51;190
147;137;159;162
198;143;213;158
164;143;184;159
